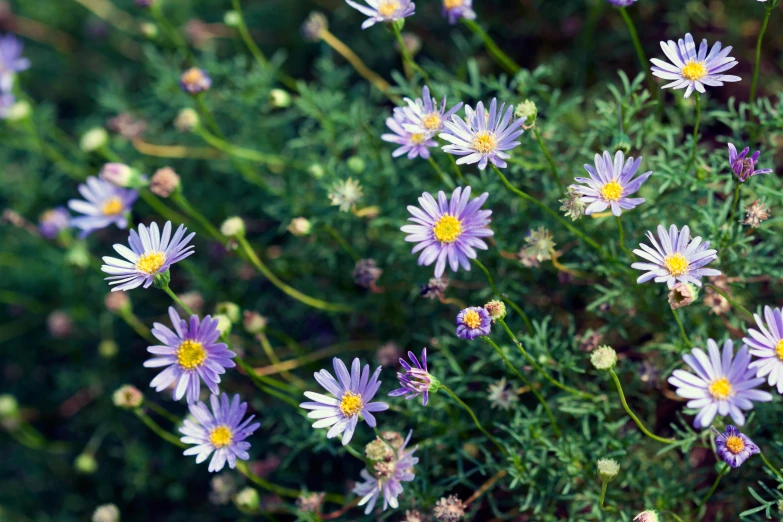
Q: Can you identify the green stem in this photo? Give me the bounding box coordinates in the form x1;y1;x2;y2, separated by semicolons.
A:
324;225;359;262
446;151;465;181
599;481;617;512
705;284;753;321
533;126;563;192
236;461;344;504
135;409;186;448
615;216;633;259
696;463;729;515
391;23;429;81
608;368;674;444
759;451;783;482
686;93;701;173
441;384;506;454
670;307;692;348
143;399;181;425
427;156;454;189
461;18;521;75
169;192;224;242
749;7;772;131
471;258;533;334
118;309;156;344
161;285;195;316
482;336;560;437
194;126;288;168
499;319;594;400
150;2;192;61
344;440;371;464
618;7;655;96
728;183;741;224
663;511;686;522
235;357;301;408
194;94;223;138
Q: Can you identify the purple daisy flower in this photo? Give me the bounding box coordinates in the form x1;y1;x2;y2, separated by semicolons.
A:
180;67;212;95
38;207;70;239
382;109;437;160
728;143;773;183
354;430;419;514
179;393;260;472
0;34;31;92
650;33;740;98
345;0;416;30
388;348;438;406
101;221;196;291
711;425;759;468
300;357;389;445
144;306;236;403
441;98;525;170
401;186;493;278
571;151;652;216
67;176;138;237
399;85;464;135
442;0;476;24
667;339;772;428
456;306;491;340
744;306;783;393
0;92;14;119
631;224;721;289
606;0;636;6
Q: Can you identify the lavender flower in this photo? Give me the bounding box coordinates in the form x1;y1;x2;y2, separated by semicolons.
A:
180;67;212;95
400;85;463;135
571;151;652;216
711;425;759;468
354;430;419;514
345;0;416;30
300;357;389;445
388;348;439;405
442;0;476;24
101;221;195;291
456;306;491;340
68;176;138;237
144;307;236;403
606;0;636;5
667;339;772;428
0;34;31;91
0;93;14;119
744;306;783;393
382;109;437;160
401;186;493;278
441;99;525;170
728;143;773;182
650;33;740;98
38;207;70;239
179;393;260;472
631;224;721;289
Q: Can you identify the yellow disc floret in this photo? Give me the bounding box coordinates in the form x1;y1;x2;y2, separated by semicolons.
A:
410;133;425;145
472;131;496;154
377;0;400;17
339;391;364;417
182;67;204;85
101;197;124;216
176;339;207;370
433;215;462;244
663;253;689;277
443;0;464;8
422;113;441;130
725;435;745;455
600;181;623;202
708;377;732;400
209;425;234;448
775;339;783;360
135;251;166;275
681;60;707;81
462;309;482;329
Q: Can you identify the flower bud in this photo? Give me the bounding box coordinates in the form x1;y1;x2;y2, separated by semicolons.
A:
669;282;698;310
243;311;267;334
80;128;109;153
596;458;619;483
75;453;98;474
287;217;312;237
308;163;326;179
365;438;390;461
224;10;241;27
234;487;260;511
92;504;120;522
152;270;171;289
514;99;537;124
302;12;328;42
220;216;245;238
105;292;131;314
268;89;292;108
0;394;19;418
484;300;506;322
611;132;632;153
175;108;200;132
99;340;119;358
5;100;31;122
180;67;212;95
140;22;158;38
66;241;91;269
214;314;232;336
100;163;137;188
347;156;366;174
633;510;661;522
113;385;143;409
216;302;241;323
149;167;181;197
590;345;617;371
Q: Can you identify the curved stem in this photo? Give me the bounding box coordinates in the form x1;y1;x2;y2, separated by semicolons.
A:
671;307;692;348
169;191;224;242
759;451;783;482
461;18;521;75
471;258;533;334
134;409;186;448
686;94;701;173
608;368;674;444
391;23;429;81
323;225;359;261
194;127;288;168
143;399;181;425
149;2;191;61
615;216;634;259
533;126;563;192
599;481;617;512
118;309;156;344
705;284;753;321
446;151;465;181
319;29;396;100
238;460;344;504
441;384;506;454
749;7;772;130
618;7;655;95
696;463;729;515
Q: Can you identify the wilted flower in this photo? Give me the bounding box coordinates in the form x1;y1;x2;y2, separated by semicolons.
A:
456;306;491;340
442;0;476;24
728;143;773;182
590;346;617;370
434;495;466;521
353;258;383;288
743;200;770;228
668;282;698;309
68;176;138;237
345;0;416;30
745;306;783;394
596;458;619;482
382;108;438;159
650;33;740;98
149;167;181;197
389;348;439;405
38;207;70;239
712;425;759;468
91;504;120;522
300;357;389;445
113;385;143;409
487;378;518;410
578;330;604;352
668;339;772;428
420;277;449;299
180;393;260;472
631;224;721;289
399;85;463;136
302;12;328;41
180;67;212;94
354;430;419;514
328;178;363;212
571;151;652;216
0;33;31;91
523;227;555;262
296;491;326;512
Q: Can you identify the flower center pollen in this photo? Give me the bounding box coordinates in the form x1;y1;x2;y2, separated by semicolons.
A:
600;181;623;202
433;215;462;244
339;391;364;417
135;251;166;275
725;435;745;455
443;0;464;8
176;339;207;370
663;253;689;276
775;339;783;361
182;68;204;85
708;377;732;400
422;113;441;130
463;310;482;329
377;0;399;17
410;133;425;145
209;425;234;448
682;60;707;81
472;131;496;154
101;197;124;216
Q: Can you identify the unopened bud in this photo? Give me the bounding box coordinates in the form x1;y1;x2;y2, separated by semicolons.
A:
224;10;241;27
149;167;181;197
287;217;312;237
515;99;537;124
234;487;260;511
484;300;506;322
80;128;109;153
220;216;245;238
113;385;143;409
268;89;291;108
214;314;232;336
243;311;267;334
596;458;619;483
215;302;241;323
174;108;200;132
75;453;98;474
590;345;617;370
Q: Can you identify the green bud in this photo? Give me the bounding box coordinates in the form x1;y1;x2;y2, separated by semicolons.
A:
514;99;537;123
0;395;19;418
5;101;32;122
99;340;119;359
596;458;619;483
80;128;109;153
235;487;260;511
75;453;98;474
214;314;232;336
611;133;632;153
268;89;292;109
347;156;366;174
224;10;241;27
216;302;241;323
152;270;171;289
308;164;326;179
140;22;159;39
590;346;617;371
65;241;91;269
174;108;200;132
220;217;246;238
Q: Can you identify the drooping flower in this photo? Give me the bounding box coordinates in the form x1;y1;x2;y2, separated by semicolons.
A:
354;430;419;514
631;224;721;289
667;339;772;428
650;33;740;98
744;306;783;394
382;108;438;160
180;67;212;94
401;186;493;278
144;307;236;403
571;151;652;216
711;425;759;468
328;177;363;212
179;393;260;472
487;378;518;410
399;85;463;135
728;143;774;182
442;0;476;24
456;306;491;339
300;357;389;445
388;348;439;405
68;176;138;237
440;98;525;170
0;34;31;92
345;0;416;30
38;207;70;239
101;221;196;291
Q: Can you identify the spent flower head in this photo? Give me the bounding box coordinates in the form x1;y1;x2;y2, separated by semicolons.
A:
484;300;506;322
353;258;383;288
296;491;326;512
150;167;181;198
302;12;328;41
523;227;555;262
728;143;773;182
113;385;143;409
668;282;698;309
328;178;363;212
487;377;518;410
743;200;770;228
711;425;759;468
434;495;466;521
180;67;212;94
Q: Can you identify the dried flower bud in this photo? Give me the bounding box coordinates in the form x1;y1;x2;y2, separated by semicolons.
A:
296;491;326;512
92;504;120;522
209;474;238;505
484;300;506;322
113;385;143;409
590;345;617;370
353;258;383;288
302;12;328;42
179;292;204;314
743;200;770;228
523;227;555;262
376;342;402;366
578;330;603;352
215;302;241;323
149;167;181;197
434;494;466;521
220;216;246;238
80;128;109;153
560;186;587;221
669;282;698;309
420;277;448;299
597;458;619;482
107;113;147;140
180;67;212;95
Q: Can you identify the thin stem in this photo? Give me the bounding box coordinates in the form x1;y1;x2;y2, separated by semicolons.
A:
323;225;359;262
705;284;753;321
670;307;692;348
169;192;224;242
427;156;454;188
446;151;465;181
391;23;429;81
319;29;396;100
686;93;701;173
696;463;729;515
618;7;656;96
749;7;772;130
759;451;783;482
499;319;594;400
161;285;195;316
599;481;617;512
615;216;634;259
194;127;288;168
118;309;156;344
149;2;191;61
608;368;675;444
258;332;307;389
461;18;521;75
194;94;223;138
143;399;181;425
236;461;345;504
482;336;560;437
134;409;186;448
441;384;506;454
236;356;301;408
344;440;370;464
728;183;741;224
471;258;533;334
533;126;563;192
662;511;686;522
230;0;267;66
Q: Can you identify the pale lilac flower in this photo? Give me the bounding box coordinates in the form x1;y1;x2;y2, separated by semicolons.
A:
400;86;463;135
345;0;415;30
631;224;721;289
388;348;437;405
382;109;437;160
300;357;389;445
180;393;260;472
401;186;493;278
354;430;419;514
144;307;236;403
442;0;476;24
571;151;652;216
728;143;773;182
441;99;525;170
38;207;70;239
0;34;31;91
101;221;195;291
711;425;759;468
180;68;212;95
667;339;772;428
68;176;138;237
606;0;636;5
650;33;740;98
744;306;783;393
456;306;491;340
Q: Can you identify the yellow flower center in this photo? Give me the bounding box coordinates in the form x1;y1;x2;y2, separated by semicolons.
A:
433;215;462;244
443;0;464;8
101;197;124;216
600;181;623;202
377;0;399;17
663;253;689;277
462;310;482;329
422;113;441;130
708;377;732;400
775;339;783;361
209;425;234;448
472;131;496;154
182;67;203;85
135;251;166;275
339;391;364;417
725;435;745;455
176;339;207;370
681;60;707;81
410;133;425;144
